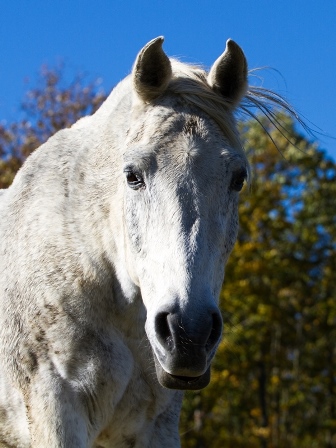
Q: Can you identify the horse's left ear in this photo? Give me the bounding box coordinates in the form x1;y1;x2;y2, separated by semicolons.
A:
133;36;172;102
207;39;248;109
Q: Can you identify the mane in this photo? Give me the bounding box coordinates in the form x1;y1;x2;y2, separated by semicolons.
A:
167;60;243;152
166;60;309;160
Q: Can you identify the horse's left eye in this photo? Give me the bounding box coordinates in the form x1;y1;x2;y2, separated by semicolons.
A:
125;171;145;190
230;168;247;192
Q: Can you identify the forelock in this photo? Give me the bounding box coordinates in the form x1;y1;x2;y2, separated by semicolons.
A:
167;60;244;153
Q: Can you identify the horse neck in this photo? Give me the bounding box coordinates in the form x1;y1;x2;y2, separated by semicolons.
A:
70;78;132;241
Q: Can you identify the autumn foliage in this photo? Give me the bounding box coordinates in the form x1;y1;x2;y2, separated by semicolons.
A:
1;69;335;448
0;66;106;188
181;120;336;447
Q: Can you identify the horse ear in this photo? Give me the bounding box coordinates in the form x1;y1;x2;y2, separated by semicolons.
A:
133;37;172;102
207;39;248;109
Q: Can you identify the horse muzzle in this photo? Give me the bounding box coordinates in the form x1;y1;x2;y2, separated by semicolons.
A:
151;306;223;390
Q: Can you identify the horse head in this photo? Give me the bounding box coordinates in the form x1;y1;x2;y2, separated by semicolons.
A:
119;37;248;390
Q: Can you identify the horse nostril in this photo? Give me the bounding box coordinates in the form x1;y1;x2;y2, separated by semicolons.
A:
206;312;223;352
155;308;222;353
155;312;172;349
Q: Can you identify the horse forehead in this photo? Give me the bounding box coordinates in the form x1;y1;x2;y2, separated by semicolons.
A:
153;111;246;173
129;106;226;158
125;99;243;176
130;96;219;138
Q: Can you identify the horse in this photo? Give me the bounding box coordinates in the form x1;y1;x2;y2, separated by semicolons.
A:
0;37;294;447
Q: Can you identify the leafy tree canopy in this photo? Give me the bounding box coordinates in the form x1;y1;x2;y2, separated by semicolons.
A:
0;65;106;188
181;118;336;448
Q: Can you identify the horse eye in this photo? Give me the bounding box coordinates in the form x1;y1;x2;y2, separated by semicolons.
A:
125;171;145;190
230;168;247;192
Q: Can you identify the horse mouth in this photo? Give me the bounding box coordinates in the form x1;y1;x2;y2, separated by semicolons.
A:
154;358;211;390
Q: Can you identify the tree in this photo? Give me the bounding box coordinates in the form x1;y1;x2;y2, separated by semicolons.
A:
180;117;336;448
0;65;106;188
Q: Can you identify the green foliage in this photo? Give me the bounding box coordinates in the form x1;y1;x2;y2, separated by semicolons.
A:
1;69;335;447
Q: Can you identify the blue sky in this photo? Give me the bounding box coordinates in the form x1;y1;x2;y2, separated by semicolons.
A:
1;0;335;160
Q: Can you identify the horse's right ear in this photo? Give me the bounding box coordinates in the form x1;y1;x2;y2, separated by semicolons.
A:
133;37;172;102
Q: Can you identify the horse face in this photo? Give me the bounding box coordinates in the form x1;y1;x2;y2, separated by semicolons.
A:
122;101;248;390
117;37;248;390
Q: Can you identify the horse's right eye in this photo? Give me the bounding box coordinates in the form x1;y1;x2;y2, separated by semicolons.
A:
125;171;145;190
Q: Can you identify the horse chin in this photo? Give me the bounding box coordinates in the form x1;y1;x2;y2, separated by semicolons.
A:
154;358;211;390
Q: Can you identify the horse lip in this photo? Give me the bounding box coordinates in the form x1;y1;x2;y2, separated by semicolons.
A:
171;374;201;382
153;357;211;390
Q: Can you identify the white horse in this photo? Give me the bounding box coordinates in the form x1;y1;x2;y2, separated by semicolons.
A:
0;37;288;447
